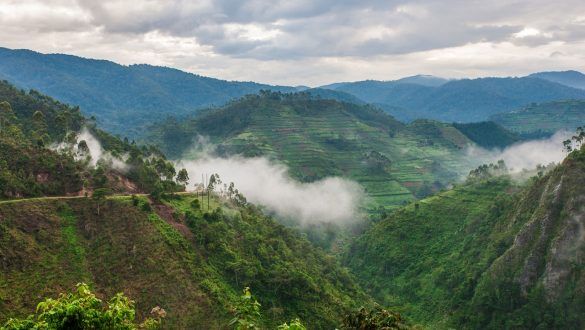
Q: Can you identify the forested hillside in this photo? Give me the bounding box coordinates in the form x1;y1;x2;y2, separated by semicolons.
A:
0;47;294;136
324;77;585;122
529;70;585;90
0;193;371;328
345;144;585;329
150;91;484;210
0;80;180;198
491;100;585;136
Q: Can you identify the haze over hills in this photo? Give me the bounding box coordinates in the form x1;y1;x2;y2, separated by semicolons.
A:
322;76;585;122
529;70;585;90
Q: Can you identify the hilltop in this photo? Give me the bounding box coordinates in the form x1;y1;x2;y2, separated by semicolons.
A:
150;91;493;210
345;145;585;329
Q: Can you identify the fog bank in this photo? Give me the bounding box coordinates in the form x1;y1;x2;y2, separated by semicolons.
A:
467;131;570;172
177;155;364;225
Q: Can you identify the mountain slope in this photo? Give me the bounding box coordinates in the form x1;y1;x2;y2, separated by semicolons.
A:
491;100;585;135
529;70;585;90
150;92;482;210
345;146;585;329
0;194;371;328
0;79;180;199
326;77;585;122
0;47;295;136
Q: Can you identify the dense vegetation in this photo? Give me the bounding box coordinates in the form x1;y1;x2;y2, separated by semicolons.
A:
453;121;520;149
345;143;585;329
0;47;295;136
0;192;371;328
491;100;585;136
324;77;585;122
0;80;180;198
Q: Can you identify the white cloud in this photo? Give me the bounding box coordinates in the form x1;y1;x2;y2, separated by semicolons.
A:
176;155;364;225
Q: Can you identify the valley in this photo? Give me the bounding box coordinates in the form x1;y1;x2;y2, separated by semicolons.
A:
1;46;584;329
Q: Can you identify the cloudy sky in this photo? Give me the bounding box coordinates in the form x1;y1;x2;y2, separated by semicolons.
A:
1;0;584;86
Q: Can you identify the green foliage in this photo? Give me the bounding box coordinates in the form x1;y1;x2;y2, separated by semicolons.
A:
229;287;262;330
340;307;409;330
276;319;306;330
1;283;163;329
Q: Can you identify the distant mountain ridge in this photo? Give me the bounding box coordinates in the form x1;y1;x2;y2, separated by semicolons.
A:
529;70;585;90
0;47;295;136
322;76;585;122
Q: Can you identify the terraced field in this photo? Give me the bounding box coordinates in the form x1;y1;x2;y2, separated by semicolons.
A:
491;100;585;135
161;93;481;210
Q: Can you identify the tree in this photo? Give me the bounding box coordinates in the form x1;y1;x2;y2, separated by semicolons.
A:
229;287;262;330
32;110;48;148
176;168;189;187
92;188;112;215
0;101;16;131
1;283;164;329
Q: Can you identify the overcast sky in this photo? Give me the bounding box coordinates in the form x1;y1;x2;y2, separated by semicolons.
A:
1;0;584;86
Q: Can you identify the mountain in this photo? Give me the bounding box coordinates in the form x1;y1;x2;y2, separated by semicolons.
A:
149;91;499;210
344;146;585;329
529;70;585;90
0;47;295;137
0;193;371;328
491;100;585;136
324;77;585;123
394;74;449;87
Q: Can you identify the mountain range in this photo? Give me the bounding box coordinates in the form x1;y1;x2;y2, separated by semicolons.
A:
1;47;585;136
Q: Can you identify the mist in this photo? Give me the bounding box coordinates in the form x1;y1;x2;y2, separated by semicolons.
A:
53;128;129;172
466;131;570;172
176;155;364;225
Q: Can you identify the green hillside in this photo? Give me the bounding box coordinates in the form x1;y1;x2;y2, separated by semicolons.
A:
491;100;585;135
345;145;585;329
151;91;480;210
0;79;187;199
0;194;371;328
453;121;521;149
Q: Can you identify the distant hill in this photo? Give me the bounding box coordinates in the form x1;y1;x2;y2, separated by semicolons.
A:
150;91;488;209
529;70;585;90
453;121;521;149
345;145;585;328
394;74;449;87
0;47;295;137
324;77;585;122
491;100;585;135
